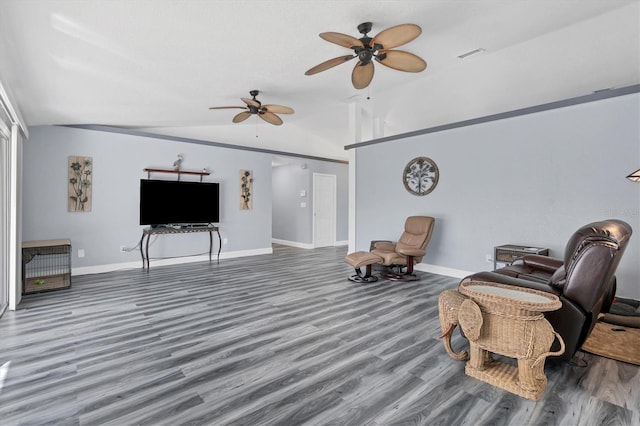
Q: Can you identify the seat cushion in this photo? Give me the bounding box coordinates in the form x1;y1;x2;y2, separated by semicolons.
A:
371;249;406;266
344;251;383;269
493;264;551;284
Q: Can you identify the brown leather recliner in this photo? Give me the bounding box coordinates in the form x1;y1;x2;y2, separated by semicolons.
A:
460;219;632;361
371;216;435;281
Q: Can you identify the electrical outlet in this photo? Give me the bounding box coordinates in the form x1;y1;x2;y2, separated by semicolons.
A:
78;249;85;258
485;254;493;263
223;238;228;245
120;246;127;253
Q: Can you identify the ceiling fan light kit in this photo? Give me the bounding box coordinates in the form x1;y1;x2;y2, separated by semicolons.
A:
305;21;427;89
209;90;294;126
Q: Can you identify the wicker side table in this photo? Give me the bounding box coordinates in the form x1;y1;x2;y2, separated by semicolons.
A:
458;281;564;400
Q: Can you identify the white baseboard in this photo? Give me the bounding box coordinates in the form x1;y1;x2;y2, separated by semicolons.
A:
71;248;471;280
415;263;474;279
71;247;273;276
271;239;315;249
73;260;143;276
272;239;348;249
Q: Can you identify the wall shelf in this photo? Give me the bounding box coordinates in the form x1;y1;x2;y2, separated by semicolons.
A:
143;168;210;181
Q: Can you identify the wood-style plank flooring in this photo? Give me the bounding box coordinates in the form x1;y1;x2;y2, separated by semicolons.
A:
1;245;638;425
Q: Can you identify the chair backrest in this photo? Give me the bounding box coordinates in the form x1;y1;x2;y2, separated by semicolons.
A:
551;219;632;314
396;216;435;262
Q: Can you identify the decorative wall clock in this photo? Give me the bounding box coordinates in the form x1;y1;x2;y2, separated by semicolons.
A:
403;156;439;196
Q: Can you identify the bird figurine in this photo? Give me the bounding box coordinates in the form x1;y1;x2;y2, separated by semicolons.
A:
173;154;183;171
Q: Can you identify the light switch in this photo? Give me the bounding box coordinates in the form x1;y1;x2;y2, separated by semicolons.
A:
299;190;306;197
300;202;307;208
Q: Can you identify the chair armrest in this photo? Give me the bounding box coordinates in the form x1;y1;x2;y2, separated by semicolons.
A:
373;241;396;251
397;247;426;258
518;254;564;273
461;271;561;296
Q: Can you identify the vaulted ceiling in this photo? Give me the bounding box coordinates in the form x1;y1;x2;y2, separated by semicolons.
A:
0;0;638;161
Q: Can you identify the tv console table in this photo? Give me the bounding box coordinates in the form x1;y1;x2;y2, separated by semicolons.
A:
140;225;221;269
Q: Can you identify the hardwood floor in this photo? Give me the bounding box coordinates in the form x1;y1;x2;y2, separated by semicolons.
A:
1;244;638;426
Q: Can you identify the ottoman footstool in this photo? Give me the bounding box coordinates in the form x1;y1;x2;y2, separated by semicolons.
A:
344;251;382;283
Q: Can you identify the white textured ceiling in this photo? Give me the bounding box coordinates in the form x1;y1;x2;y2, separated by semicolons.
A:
0;0;638;161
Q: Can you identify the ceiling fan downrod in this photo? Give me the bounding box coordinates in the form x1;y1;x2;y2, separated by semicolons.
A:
248;90;261;113
249;90;260;100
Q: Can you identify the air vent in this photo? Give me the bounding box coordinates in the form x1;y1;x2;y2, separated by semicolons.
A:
458;48;485;59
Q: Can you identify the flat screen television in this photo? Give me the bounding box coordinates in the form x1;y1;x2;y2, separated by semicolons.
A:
139;179;220;226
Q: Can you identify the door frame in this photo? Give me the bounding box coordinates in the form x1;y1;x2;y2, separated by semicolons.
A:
0;118;9;317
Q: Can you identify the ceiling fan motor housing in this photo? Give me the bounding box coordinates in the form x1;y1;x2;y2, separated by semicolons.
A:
355;23;384;64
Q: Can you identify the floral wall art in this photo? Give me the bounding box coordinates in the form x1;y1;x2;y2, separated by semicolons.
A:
240;169;253;210
68;156;93;212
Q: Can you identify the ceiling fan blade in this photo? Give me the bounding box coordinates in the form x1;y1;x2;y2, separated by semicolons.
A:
376;50;427;72
208;106;247;110
259;111;283;126
351;61;374;90
232;111;252;123
372;24;421;49
241;98;261;108
263;104;294;114
319;32;364;49
305;55;356;75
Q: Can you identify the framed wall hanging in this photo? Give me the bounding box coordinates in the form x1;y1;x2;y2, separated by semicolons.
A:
68;156;93;212
403;156;439;196
240;169;253;210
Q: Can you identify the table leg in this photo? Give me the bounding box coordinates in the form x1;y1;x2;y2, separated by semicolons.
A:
145;233;151;269
139;232;145;269
208;230;213;262
216;229;221;263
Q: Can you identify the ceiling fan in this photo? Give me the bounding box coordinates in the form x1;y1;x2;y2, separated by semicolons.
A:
305;22;427;90
209;90;294;126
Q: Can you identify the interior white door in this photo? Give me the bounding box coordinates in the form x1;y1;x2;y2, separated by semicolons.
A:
313;173;336;248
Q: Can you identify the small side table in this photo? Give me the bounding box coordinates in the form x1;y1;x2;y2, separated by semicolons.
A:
493;244;549;269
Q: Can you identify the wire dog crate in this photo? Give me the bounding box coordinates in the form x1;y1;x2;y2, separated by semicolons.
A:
22;239;72;294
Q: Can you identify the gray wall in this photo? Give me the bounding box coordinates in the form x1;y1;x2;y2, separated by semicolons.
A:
272;159;348;244
22;125;273;268
272;163;310;244
354;93;640;299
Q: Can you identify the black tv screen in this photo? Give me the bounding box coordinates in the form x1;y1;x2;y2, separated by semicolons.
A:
139;179;220;226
